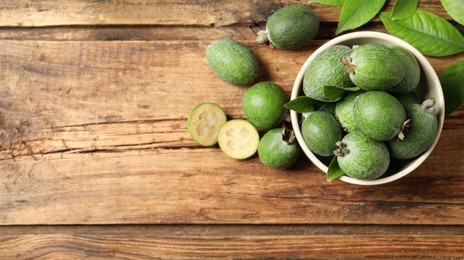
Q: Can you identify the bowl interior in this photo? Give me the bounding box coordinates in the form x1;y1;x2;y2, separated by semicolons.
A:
290;31;445;185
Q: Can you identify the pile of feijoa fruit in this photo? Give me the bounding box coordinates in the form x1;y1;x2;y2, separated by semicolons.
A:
187;4;440;181
188;4;320;170
301;43;439;180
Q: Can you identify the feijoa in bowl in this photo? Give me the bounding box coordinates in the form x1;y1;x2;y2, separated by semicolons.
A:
290;31;445;185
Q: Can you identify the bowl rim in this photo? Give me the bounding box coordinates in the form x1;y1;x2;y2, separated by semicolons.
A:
290;31;445;185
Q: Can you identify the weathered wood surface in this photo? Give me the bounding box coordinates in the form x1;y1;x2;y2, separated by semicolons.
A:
0;0;463;258
0;0;452;27
0;40;463;225
2;234;463;259
1;225;464;259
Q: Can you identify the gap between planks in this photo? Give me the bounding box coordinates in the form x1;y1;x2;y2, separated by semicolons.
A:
2;224;464;236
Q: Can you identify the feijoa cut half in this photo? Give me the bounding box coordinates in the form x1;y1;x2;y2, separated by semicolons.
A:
188;102;227;146
218;119;260;160
206;38;259;86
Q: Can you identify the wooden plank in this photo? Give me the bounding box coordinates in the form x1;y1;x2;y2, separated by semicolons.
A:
0;26;260;41
4;224;464;236
1;235;462;259
1;137;464;225
0;40;310;137
0;225;463;259
0;23;379;41
0;0;452;27
0;0;283;27
0;40;463;225
0;40;461;156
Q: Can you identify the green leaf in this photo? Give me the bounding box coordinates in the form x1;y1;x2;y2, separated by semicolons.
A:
336;85;361;92
284;96;317;113
438;61;464;115
309;0;345;6
327;156;345;182
336;0;386;35
391;0;418;20
441;0;464;26
323;85;345;101
380;11;464;57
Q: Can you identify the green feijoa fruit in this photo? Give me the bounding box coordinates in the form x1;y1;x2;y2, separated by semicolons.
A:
258;128;301;169
335;91;364;132
395;91;422;110
242;81;289;131
388;99;438;160
188;102;227;146
335;131;390;180
343;43;405;90
302;111;342;157
318;102;336;116
388;47;421;95
218;119;260;160
258;5;319;50
303;45;353;101
206;38;259;86
354;91;406;141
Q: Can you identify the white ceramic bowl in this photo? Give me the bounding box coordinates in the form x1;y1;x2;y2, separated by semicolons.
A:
290;31;445;185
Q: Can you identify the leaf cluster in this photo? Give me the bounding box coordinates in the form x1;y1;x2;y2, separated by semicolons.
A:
301;0;464;181
310;0;464;117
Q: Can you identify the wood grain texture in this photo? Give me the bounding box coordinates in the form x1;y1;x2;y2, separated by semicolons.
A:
2;225;463;258
1;144;464;225
0;40;463;225
0;0;453;27
0;0;283;27
0;0;463;258
1;232;463;259
0;26;261;41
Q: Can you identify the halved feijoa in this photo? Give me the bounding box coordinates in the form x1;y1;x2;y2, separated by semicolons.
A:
188;102;227;146
218;119;260;160
206;38;259;86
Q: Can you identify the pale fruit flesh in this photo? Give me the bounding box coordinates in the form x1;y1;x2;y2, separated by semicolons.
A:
218;119;260;160
188;103;227;146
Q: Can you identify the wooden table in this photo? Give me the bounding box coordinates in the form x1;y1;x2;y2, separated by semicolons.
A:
0;0;463;258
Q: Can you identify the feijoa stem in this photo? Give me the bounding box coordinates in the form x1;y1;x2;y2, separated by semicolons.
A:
340;57;356;75
256;30;269;45
281;123;296;144
398;118;412;141
334;141;349;157
421;98;437;114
